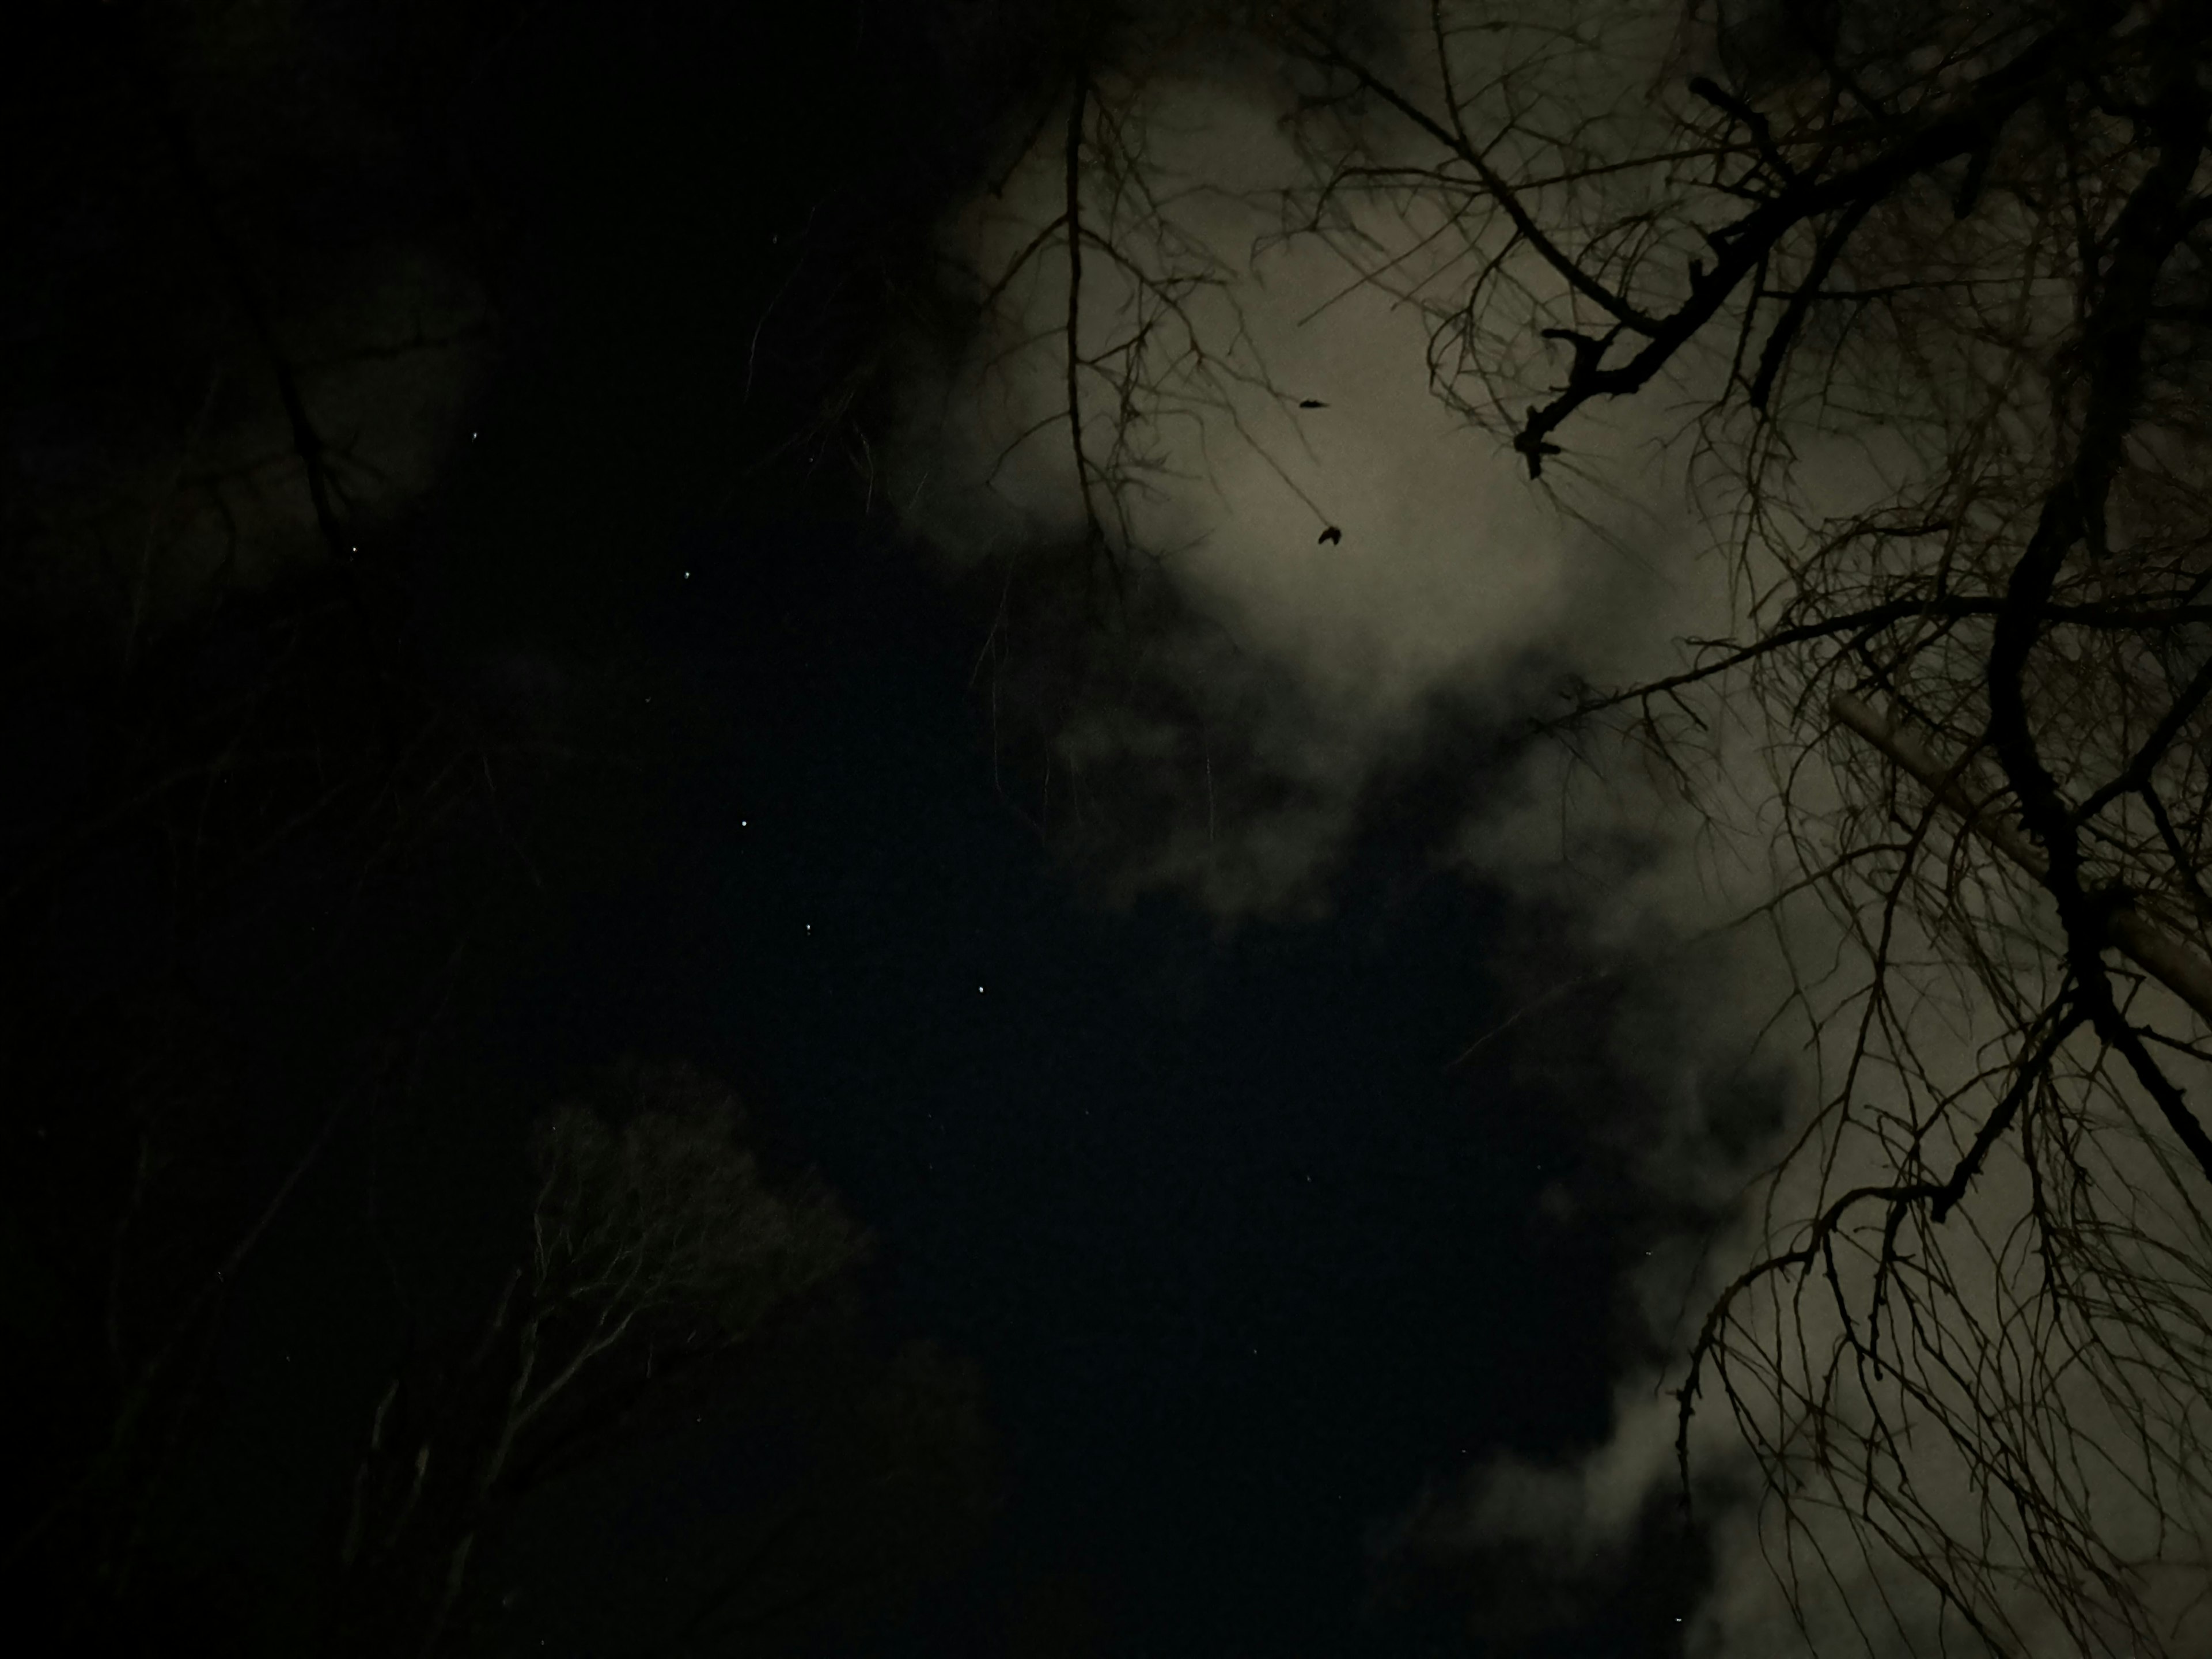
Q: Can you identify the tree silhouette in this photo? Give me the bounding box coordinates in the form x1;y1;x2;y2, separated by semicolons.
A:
936;1;2212;1649
327;1060;874;1655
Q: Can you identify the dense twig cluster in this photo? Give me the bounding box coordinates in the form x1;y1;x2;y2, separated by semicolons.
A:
951;0;2212;1647
1261;1;2212;1649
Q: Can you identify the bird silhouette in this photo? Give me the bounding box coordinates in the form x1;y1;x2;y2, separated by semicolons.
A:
1317;526;1342;546
1299;398;1328;408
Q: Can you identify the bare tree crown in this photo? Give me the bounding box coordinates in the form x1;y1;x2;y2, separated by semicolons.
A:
934;1;2212;1649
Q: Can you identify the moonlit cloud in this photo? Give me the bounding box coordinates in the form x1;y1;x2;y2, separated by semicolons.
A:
887;3;2212;1653
889;12;1713;917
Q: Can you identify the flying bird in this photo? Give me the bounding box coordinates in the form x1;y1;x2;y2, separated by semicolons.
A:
1317;526;1342;546
1298;398;1328;409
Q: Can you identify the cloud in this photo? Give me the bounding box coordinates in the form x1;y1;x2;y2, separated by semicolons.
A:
887;2;2212;1653
888;9;1709;915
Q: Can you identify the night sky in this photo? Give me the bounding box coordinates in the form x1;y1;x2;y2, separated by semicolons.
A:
9;3;1711;1654
416;517;1649;1656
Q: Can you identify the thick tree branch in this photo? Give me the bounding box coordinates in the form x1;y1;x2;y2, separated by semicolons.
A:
1984;62;2212;1184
